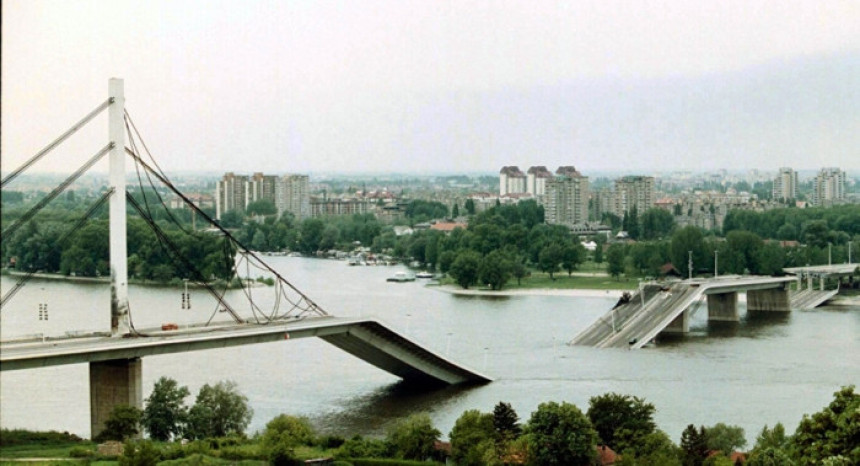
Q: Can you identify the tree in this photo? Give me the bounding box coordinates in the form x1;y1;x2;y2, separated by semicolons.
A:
186;381;253;439
607;244;625;280
262;414;314;449
747;447;795;466
142;377;190;441
538;244;563;280
246;199;277;216
479;250;512;290
525;401;597;466
449;409;495;466
493;401;522;442
511;256;529;286
262;414;314;465
464;198;476;215
790;385;860;465
119;439;162;466
299;218;325;254
386;413;441;461
96;405;142;442
641;208;676;240
671;226;706;278
562;243;585;276
452;203;460;218
704;423;746;457
752;423;788;453
449;250;481;289
680;424;708;466
218;209;244;228
586;392;656;452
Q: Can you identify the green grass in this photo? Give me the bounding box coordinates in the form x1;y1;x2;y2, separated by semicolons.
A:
508;273;638;290
0;443;94;459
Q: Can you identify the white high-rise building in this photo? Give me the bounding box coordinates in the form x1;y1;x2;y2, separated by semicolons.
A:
772;167;798;202
499;166;527;196
812;167;846;206
526;166;553;199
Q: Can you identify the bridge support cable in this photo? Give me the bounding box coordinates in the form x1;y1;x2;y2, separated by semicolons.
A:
1;143;113;240
1;99;112;189
0;189;114;310
125;193;247;325
122;123;328;319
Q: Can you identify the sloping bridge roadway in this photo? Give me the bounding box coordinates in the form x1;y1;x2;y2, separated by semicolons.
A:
0;316;492;386
571;276;817;350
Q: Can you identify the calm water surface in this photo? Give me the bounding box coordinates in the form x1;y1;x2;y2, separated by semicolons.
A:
1;257;858;443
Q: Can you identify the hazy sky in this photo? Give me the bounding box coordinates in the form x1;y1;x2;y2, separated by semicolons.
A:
2;0;859;176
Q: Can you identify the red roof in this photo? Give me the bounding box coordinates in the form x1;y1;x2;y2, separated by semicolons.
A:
430;222;467;232
596;445;619;465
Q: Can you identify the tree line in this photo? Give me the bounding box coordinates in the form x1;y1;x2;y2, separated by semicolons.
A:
80;380;859;465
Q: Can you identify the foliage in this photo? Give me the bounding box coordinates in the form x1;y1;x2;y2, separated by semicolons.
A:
680;424;708;466
337;435;393;459
449;409;495;466
142;377;190;441
119;439;162;466
448;250;481;289
385;413;441;461
640;208;676;240
492;402;522;442
186;381;253;440
752;423;788;453
538;243;563;280
703;423;746;456
607;244;625;279
525;401;597;466
790;385;860;465
586;392;656;452
404;200;448;224
747;447;795;466
479;250;512;290
262;414;315;450
671;226;706;278
0;429;84;447
245;199;277;216
96;404;142;442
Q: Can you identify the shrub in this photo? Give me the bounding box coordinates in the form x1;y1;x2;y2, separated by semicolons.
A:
69;446;96;458
119;439;162;466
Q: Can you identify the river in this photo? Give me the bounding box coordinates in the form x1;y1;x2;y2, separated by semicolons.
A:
1;257;858;444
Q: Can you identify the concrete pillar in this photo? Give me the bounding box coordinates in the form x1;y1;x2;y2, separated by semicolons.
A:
819;276;825;291
807;274;813;291
707;292;739;321
747;288;791;312
662;309;689;333
90;358;142;439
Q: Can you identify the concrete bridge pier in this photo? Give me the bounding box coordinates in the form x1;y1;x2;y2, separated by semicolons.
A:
707;292;739;321
662;309;689;334
747;288;791;312
90;358;142;439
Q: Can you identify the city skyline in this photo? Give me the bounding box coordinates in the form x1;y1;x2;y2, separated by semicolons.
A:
2;1;859;176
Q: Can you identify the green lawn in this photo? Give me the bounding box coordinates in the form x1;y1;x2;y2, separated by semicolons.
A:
0;443;94;459
505;273;638;291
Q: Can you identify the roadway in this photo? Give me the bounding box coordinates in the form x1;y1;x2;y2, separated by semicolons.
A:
0;316;492;385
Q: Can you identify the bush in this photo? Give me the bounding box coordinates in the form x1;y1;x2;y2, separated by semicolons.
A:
218;444;261;461
317;435;347;449
95;405;143;442
69;446;96;458
337;436;392;459
119;439;162;466
262;414;315;449
0;429;84;446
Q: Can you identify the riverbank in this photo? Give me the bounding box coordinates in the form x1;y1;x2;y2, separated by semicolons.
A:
432;284;626;299
2;270;266;288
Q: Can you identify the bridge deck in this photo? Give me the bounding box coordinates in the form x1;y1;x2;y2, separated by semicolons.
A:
571;276;799;350
0;317;491;385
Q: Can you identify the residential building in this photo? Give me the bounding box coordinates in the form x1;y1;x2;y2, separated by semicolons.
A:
215;172;249;219
277;174;310;220
310;197;371;217
545;166;589;226
499;166;527;196
772;167;798;202
812;167;846;206
526;166;553;199
612;176;655;217
248;172;279;205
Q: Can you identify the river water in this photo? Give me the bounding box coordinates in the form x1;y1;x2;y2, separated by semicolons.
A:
1;257;858;444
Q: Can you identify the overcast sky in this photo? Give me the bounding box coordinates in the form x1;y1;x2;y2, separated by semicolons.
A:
2;0;859;176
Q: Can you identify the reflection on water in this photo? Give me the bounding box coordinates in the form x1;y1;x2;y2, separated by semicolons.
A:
2;259;859;444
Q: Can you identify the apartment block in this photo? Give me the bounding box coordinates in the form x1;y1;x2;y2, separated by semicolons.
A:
499;166;527;196
215;172;249;219
612;176;655;216
277;174;310;220
526;166;553;198
772;167;798;202
545;166;589;226
812;167;846;206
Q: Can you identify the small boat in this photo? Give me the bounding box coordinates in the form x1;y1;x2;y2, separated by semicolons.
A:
387;272;415;282
415;271;434;279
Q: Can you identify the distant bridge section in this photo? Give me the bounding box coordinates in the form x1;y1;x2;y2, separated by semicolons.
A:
571;276;799;349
